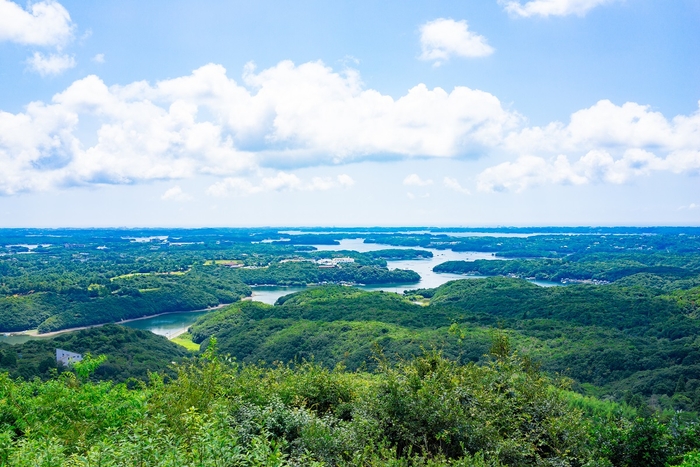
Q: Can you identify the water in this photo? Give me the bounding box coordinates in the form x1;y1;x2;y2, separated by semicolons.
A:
250;286;306;305
122;310;211;338
0;239;562;344
311;238;499;294
131;240;565;324
246;240;562;303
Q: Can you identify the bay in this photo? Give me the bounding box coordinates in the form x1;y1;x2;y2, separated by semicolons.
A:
0;239;562;344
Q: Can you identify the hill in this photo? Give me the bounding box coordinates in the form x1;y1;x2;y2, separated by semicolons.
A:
0;324;189;382
189;280;700;413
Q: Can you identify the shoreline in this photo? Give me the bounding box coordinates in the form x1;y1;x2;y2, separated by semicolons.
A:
6;303;232;339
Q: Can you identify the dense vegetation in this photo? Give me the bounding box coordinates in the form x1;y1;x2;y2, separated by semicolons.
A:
2;227;700;464
364;231;700;259
1;339;699;466
0;325;188;382
434;257;700;286
232;261;419;287
189;279;700;414
0;229;421;333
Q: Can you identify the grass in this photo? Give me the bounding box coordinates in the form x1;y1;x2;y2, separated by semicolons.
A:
171;332;200;351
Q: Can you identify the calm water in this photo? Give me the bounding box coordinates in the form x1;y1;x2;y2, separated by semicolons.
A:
0;239;561;344
254;239;562;302
250;286;306;305
122;310;211;338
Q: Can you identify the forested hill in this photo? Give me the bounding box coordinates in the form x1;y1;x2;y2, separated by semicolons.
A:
189;279;700;414
2;228;700;465
434;257;700;286
1;339;699;466
0;325;188;382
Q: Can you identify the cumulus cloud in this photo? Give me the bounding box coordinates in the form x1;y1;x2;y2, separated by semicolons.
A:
403;174;433;186
419;18;494;65
92;53;105;64
477;99;700;192
0;0;74;46
477;149;681;192
0;61;518;195
501;0;615;17
26;52;75;76
443;177;471;194
206;172;354;197
503;100;700;154
1;59;698;196
161;185;192;202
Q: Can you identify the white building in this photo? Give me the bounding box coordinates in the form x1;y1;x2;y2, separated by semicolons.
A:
316;257;355;267
56;349;83;366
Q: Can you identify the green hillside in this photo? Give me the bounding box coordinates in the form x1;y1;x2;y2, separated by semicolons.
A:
1;339;699;466
0;325;189;382
189;280;700;413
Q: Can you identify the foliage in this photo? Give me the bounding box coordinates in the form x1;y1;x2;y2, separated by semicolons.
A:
190;280;700;413
0;325;188;382
5;337;698;466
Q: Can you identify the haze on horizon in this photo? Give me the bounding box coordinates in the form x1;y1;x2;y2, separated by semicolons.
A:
0;0;698;227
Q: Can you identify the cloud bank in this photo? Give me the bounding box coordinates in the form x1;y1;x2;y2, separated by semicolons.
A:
419;18;494;65
0;60;698;196
0;61;518;195
478;100;700;192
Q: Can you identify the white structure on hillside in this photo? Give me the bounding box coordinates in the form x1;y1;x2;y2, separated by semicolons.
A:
56;349;83;366
316;257;355;267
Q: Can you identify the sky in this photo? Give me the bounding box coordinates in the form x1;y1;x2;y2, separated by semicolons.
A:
0;0;698;227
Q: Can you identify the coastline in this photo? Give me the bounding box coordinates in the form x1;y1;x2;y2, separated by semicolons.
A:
6;303;232;339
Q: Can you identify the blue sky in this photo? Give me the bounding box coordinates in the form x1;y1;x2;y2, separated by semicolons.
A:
0;0;698;226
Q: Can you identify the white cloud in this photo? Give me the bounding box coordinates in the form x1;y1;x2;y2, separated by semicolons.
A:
161;185;192;201
92;53;105;64
26;52;75;76
207;173;300;197
477;149;676;192
206;172;354;197
403;174;433;186
477;99;700;192
419;18;494;65
501;0;615;17
504;100;700;154
443;177;471;194
0;0;74;46
0;61;519;195
1;60;698;197
337;174;355;187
